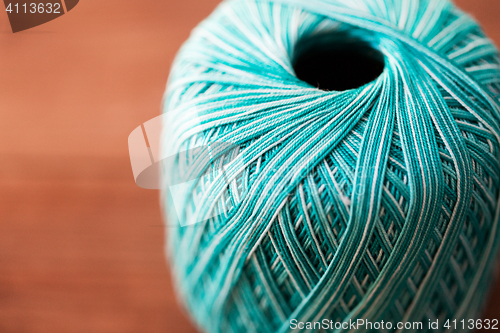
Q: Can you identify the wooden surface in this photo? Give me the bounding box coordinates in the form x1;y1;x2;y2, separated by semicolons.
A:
0;1;499;332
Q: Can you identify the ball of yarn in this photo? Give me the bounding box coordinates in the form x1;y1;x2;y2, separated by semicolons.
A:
161;0;500;332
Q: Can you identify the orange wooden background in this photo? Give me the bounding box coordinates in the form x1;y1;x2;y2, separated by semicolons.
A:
0;1;499;332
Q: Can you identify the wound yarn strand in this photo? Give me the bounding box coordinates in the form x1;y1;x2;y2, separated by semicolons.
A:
161;0;500;332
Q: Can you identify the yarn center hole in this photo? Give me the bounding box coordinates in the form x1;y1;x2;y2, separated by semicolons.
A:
293;36;385;91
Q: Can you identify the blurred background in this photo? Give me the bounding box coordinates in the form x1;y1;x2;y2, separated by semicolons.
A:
0;1;499;332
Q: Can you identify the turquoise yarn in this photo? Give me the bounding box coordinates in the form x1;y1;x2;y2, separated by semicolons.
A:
161;0;500;332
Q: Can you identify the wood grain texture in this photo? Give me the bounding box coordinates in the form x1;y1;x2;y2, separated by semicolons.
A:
0;1;498;332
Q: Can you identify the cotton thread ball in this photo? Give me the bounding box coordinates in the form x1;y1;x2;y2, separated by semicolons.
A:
161;0;500;332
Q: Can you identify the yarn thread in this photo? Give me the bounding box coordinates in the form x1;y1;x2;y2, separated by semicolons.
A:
161;0;500;332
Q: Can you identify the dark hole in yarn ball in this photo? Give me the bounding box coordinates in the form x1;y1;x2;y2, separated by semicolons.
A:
293;36;385;91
